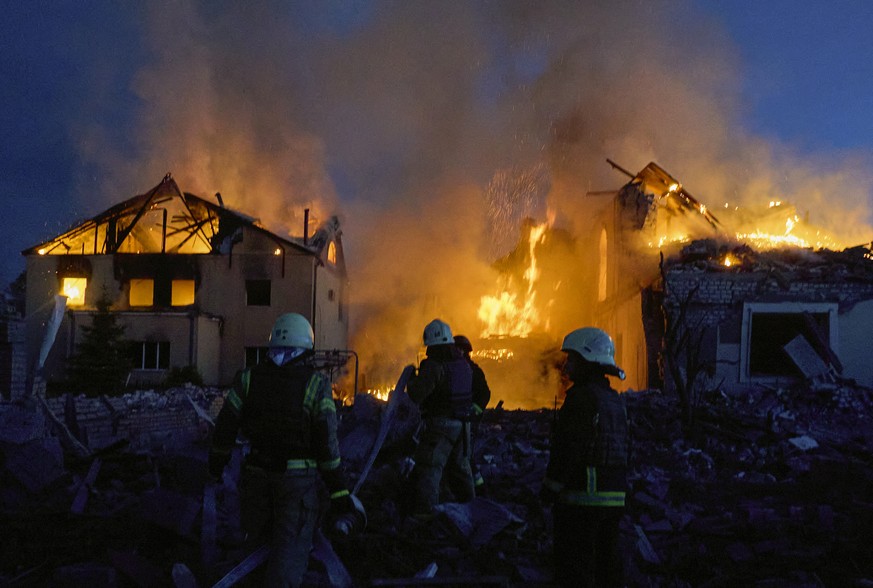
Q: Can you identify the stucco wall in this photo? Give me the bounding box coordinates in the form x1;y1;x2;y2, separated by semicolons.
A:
23;222;349;388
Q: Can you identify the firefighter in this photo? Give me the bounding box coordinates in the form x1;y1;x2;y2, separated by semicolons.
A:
208;312;356;587
541;327;629;588
406;319;475;517
453;334;491;489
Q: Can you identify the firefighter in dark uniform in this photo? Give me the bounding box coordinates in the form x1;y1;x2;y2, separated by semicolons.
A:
407;319;475;517
209;312;355;587
541;327;629;588
453;334;491;489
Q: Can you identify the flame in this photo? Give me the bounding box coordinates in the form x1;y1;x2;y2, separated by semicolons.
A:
648;200;844;252
62;277;87;306
648;234;690;248
478;222;550;338
364;386;392;401
472;348;515;362
733;214;837;249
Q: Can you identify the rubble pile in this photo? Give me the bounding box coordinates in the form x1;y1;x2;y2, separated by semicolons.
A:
667;238;873;280
624;383;873;586
1;379;872;586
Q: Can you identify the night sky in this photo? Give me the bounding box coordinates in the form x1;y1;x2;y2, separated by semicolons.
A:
3;0;873;295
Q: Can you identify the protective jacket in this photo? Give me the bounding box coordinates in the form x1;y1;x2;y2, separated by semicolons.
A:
408;345;474;419
543;375;628;507
208;359;348;500
469;359;491;416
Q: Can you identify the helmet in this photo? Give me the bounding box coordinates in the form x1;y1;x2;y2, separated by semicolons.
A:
561;327;618;368
423;319;453;347
269;313;314;349
454;334;472;354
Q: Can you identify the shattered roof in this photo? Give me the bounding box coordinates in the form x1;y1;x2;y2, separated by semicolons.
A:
608;159;722;231
21;174;327;260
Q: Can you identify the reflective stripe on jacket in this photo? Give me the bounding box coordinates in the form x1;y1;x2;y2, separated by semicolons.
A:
544;375;628;508
209;358;347;496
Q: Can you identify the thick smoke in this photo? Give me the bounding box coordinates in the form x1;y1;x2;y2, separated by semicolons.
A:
75;1;873;406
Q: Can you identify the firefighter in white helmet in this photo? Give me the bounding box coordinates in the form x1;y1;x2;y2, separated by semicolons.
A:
406;319;476;517
209;312;356;586
541;327;629;587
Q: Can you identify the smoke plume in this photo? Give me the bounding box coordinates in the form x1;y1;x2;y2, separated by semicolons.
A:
75;1;873;405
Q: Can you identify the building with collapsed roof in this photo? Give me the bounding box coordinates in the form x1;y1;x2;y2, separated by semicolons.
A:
20;174;349;391
598;161;873;393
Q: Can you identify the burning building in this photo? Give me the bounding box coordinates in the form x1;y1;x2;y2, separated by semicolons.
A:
21;174;349;391
467;159;873;407
612;161;873;393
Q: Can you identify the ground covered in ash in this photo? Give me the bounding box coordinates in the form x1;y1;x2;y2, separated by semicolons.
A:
2;381;873;587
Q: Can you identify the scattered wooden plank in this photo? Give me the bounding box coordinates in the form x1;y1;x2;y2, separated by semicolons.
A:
186;393;215;427
71;457;102;514
211;545;269;588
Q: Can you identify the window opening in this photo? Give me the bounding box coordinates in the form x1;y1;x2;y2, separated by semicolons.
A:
246;280;271;306
598;228;608;302
172;280;195;306
62;277;87;306
245;346;269;368
130;279;154;307
749;312;829;377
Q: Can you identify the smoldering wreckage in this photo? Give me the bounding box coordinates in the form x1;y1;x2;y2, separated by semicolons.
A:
3;163;873;587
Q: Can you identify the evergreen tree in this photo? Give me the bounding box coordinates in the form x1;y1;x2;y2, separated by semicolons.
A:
67;289;131;396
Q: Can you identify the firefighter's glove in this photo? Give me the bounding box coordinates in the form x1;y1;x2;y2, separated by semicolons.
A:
330;492;355;516
330;493;365;538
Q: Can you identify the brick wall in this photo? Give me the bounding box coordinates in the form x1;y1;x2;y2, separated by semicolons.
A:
44;387;227;451
664;269;873;328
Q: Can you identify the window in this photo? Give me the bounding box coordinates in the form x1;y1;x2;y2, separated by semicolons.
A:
172;280;195;306
62;277;87;306
245;346;269;368
741;302;837;380
246;280;271;306
327;241;337;264
129;279;154;307
130;341;171;370
598;228;608;302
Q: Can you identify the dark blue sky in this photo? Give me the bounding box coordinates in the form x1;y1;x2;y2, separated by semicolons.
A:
3;1;873;290
698;0;873;152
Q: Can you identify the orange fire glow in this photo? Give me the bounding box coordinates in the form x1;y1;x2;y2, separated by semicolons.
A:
477;222;551;338
648;200;844;252
364;386;392;402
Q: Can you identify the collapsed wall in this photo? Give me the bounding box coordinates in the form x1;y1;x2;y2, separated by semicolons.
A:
660;239;873;392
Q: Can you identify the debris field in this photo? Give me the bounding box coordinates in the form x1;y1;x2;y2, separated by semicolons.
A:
1;378;873;587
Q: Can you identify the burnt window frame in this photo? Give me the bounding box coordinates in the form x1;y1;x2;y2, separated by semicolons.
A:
245;279;272;306
740;302;838;382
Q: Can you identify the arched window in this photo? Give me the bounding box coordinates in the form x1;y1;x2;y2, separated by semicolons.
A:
327;241;337;264
598;228;608;302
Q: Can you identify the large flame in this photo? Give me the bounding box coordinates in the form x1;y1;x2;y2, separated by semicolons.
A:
477;222;550;338
649;201;845;252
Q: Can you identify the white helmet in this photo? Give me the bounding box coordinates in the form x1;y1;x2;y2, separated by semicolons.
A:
423;319;454;347
270;313;314;349
562;327;622;372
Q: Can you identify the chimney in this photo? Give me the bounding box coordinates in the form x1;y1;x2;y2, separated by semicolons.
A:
215;192;224;208
304;208;310;246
